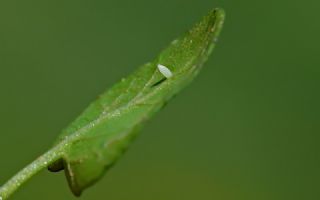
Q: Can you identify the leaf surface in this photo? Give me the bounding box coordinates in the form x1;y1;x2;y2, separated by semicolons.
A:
48;8;225;196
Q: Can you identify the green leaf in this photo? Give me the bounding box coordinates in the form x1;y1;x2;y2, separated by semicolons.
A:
0;8;225;199
49;8;225;196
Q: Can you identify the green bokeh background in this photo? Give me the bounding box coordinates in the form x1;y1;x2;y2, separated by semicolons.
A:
0;0;319;200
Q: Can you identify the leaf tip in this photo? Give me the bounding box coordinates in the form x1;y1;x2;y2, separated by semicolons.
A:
207;8;226;41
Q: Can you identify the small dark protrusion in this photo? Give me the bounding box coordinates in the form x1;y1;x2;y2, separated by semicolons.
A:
48;159;64;172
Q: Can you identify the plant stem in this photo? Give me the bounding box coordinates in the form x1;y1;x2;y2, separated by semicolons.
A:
0;145;63;200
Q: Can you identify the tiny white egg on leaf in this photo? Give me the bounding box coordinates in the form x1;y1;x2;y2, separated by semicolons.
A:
157;64;173;78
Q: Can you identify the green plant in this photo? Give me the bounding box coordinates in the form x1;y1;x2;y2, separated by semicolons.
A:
0;8;225;199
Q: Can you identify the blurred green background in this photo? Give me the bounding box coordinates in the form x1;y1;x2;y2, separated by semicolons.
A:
0;0;319;200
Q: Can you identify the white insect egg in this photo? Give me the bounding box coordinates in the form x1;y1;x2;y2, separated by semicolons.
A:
157;64;173;78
